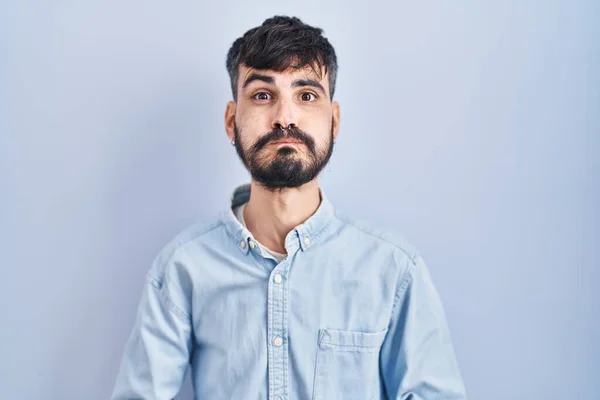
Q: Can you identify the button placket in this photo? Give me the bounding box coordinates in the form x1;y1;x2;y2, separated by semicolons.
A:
267;263;288;399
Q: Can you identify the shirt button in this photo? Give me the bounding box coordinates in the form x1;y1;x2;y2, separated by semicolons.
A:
249;240;256;249
273;274;282;284
272;336;283;347
303;237;310;246
240;240;246;249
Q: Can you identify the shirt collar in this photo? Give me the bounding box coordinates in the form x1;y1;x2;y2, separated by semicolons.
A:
220;183;335;256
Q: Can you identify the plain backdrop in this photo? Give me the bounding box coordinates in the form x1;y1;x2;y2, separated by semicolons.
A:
1;1;599;399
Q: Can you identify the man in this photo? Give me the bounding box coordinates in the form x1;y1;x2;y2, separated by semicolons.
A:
112;15;467;400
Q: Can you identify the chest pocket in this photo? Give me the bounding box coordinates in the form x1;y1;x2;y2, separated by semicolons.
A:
312;328;388;400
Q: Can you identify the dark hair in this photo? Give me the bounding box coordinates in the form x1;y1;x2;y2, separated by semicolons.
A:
226;16;338;101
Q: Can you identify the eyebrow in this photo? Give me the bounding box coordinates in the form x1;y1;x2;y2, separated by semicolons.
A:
242;73;327;96
292;79;326;96
242;73;275;89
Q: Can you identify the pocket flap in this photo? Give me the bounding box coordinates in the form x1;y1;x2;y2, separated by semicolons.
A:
318;328;388;349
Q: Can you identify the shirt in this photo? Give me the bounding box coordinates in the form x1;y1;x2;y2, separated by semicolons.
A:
111;183;467;400
234;201;287;262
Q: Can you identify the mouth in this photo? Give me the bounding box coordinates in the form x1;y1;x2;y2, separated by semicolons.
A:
270;140;304;145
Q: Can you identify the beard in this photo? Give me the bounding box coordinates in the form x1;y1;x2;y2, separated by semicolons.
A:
233;121;334;190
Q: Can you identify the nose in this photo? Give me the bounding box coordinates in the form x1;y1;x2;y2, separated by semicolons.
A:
274;122;296;131
272;98;298;131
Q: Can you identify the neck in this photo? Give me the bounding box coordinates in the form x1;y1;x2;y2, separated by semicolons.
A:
243;179;322;254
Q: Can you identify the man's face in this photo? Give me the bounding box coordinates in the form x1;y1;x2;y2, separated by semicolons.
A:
226;64;340;190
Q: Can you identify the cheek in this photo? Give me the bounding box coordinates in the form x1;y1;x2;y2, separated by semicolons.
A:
300;107;331;130
304;120;333;147
238;107;271;129
237;116;270;144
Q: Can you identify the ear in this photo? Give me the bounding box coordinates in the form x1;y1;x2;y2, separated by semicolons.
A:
332;101;341;141
224;101;237;142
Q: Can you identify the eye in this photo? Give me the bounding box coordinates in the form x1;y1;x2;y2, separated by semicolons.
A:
300;92;317;102
252;92;271;101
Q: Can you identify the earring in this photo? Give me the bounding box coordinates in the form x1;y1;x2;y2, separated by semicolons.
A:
231;139;235;146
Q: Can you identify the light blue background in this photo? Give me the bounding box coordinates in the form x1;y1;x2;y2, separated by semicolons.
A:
1;1;598;399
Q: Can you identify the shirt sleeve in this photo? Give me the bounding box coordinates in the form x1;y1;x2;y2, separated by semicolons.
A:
379;254;467;399
111;269;193;400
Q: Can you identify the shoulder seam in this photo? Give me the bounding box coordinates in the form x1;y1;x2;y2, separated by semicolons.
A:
387;260;417;330
147;275;191;323
149;219;224;322
158;219;224;266
334;210;418;264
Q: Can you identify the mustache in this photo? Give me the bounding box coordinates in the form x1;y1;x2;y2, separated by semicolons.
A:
252;126;316;154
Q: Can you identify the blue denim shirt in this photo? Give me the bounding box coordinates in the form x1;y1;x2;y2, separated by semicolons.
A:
112;184;466;400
